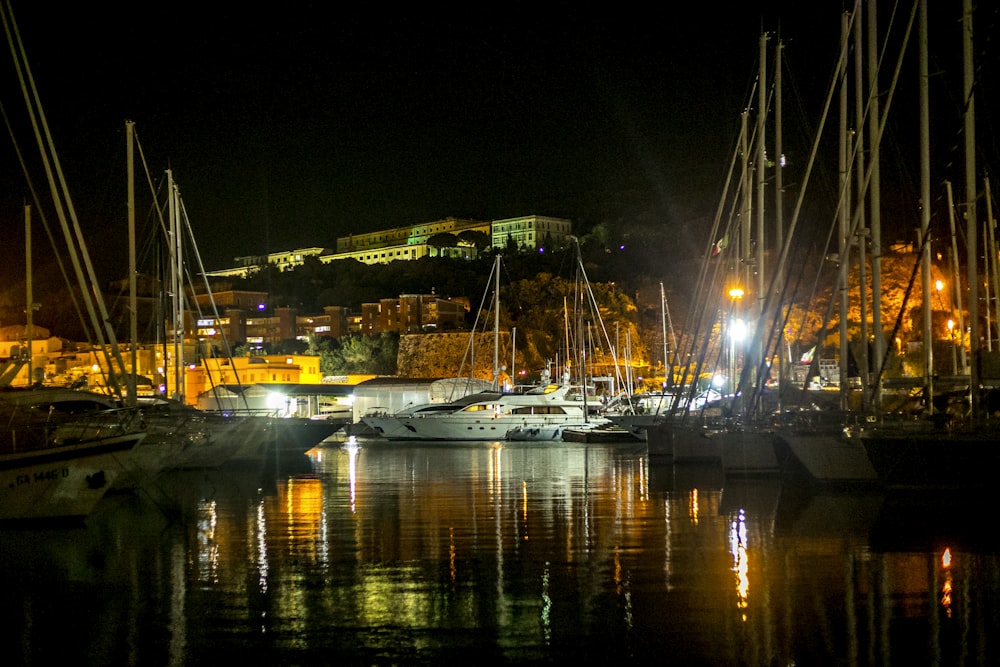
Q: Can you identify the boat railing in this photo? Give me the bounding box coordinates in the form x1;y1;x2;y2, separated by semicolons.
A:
3;406;144;454
201;408;284;419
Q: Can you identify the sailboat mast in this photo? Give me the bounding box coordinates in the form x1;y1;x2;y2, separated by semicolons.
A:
660;282;668;386
755;31;767;402
168;169;183;401
775;39;785;397
919;0;933;411
126;120;137;406
962;0;979;415
867;0;885;413
25;204;32;384
493;254;500;390
838;10;852;411
946;181;968;372
564;296;570;383
854;8;870;406
987;177;999;353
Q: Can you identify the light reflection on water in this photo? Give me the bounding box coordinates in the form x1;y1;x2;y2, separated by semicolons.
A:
2;439;999;665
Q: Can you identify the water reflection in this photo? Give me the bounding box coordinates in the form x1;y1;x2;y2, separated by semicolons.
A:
1;440;999;665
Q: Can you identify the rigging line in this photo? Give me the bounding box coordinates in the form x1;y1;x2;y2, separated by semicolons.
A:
670;116;745;406
457;254;499;390
0;95;92;348
571;238;627;397
1;0;127;397
176;193;251;407
871;222;930;397
748;0;920;411
731;4;861;412
790;1;921;410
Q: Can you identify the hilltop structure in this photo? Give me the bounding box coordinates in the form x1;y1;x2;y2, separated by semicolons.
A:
204;214;572;278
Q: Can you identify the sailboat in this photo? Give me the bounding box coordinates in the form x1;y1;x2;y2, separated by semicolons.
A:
640;32;788;474
0;6;146;520
603;283;685;441
855;0;1000;490
123;125;340;466
362;255;593;441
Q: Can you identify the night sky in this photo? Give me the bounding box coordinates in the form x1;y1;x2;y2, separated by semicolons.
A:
0;2;995;281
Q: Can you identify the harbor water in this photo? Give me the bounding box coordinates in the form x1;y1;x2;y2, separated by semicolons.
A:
2;437;999;665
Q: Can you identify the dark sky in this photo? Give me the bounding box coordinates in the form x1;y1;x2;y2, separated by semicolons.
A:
0;2;995;277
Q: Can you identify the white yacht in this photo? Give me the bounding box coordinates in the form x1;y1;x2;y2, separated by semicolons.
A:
361;376;590;441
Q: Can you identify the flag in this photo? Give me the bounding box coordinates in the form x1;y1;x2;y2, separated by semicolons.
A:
800;345;816;364
711;234;729;257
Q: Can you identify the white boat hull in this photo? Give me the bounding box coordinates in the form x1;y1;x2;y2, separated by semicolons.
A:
775;431;878;483
0;433;143;521
364;413;590;441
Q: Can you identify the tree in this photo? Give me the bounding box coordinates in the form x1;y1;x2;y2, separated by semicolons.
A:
505;233;519;254
457;230;492;254
319;333;398;375
426;233;459;256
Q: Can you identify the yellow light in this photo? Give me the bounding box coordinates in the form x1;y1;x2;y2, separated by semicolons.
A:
936;280;944;292
947;319;955;332
728;287;744;300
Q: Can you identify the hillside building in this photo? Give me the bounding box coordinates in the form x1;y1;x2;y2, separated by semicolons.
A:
203;214;572;278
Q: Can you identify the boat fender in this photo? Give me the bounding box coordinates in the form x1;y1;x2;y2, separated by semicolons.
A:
86;470;108;489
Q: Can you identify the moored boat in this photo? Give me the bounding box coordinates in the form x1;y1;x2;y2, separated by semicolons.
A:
362;380;591;441
0;406;145;521
772;410;878;486
858;418;1000;490
561;421;637;443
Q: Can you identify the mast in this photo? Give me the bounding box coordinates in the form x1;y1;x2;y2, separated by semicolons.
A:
946;181;968;373
755;30;767;408
511;326;516;386
775;39;785;400
962;0;979;415
493;254;500;390
168;168;183;401
987;177;999;352
919;0;933;411
564;296;570;385
660;282;669;388
25;203;33;384
866;0;885;412
838;10;851;411
126;120;137;406
854;5;870;408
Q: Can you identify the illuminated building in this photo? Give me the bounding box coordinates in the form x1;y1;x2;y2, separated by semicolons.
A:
202;214;573;278
490;215;572;251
